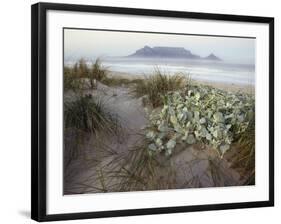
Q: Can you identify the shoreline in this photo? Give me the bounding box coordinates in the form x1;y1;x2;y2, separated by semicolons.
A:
107;70;255;94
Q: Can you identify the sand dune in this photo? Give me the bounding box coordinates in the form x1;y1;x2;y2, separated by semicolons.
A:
64;80;244;194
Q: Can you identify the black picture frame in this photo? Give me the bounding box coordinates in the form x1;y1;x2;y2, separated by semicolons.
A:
31;2;274;222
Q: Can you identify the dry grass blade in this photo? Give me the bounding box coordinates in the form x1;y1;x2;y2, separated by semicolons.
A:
64;94;120;135
229;113;255;184
111;138;159;191
132;68;188;107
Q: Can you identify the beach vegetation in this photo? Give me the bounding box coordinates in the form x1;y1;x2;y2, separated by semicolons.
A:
102;76;143;87
88;58;108;88
64;58;109;91
228;113;255;184
64;94;119;135
144;84;255;157
132;68;188;107
64;65;83;92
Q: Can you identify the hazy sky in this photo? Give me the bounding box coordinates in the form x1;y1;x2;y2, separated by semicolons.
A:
64;29;255;64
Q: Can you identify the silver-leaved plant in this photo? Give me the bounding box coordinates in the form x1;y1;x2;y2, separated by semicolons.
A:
145;84;254;157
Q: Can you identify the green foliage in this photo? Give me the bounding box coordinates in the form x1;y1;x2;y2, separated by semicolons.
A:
76;58;90;78
64;94;119;135
102;77;123;87
64;66;83;92
88;58;108;88
102;76;143;87
145;84;255;157
230;113;255;184
64;58;109;91
132;68;188;107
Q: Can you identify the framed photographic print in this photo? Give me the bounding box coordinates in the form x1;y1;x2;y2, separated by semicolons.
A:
31;2;274;222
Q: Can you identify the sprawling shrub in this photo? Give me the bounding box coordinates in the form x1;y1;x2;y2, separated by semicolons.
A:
145;84;255;157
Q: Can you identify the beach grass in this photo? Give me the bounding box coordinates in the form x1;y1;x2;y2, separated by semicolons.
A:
88;58;108;88
64;66;83;92
64;58;109;91
102;76;143;87
132;68;188;107
110;138;177;191
64;94;119;135
229;113;255;184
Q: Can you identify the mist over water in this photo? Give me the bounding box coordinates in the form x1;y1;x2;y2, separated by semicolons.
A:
66;57;254;85
64;29;256;86
111;57;254;85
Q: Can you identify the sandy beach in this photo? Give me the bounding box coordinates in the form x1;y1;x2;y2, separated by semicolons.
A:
63;73;249;194
107;70;255;94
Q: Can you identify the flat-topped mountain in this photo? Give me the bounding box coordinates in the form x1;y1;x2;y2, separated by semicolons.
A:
127;46;221;61
128;46;200;59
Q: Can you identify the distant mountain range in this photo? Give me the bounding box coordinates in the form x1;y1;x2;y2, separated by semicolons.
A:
127;46;222;61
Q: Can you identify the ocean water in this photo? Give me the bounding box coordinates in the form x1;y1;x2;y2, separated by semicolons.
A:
67;57;255;85
103;57;255;85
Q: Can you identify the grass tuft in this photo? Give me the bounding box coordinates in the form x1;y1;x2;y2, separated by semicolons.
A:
64;94;119;135
132;68;188;107
227;112;255;185
88;58;108;88
64;66;83;92
117;140;159;191
64;58;109;91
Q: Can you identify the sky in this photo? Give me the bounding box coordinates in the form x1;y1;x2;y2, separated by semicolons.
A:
64;29;255;64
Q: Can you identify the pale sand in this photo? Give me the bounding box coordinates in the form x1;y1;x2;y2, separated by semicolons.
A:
193;80;255;95
64;79;243;194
